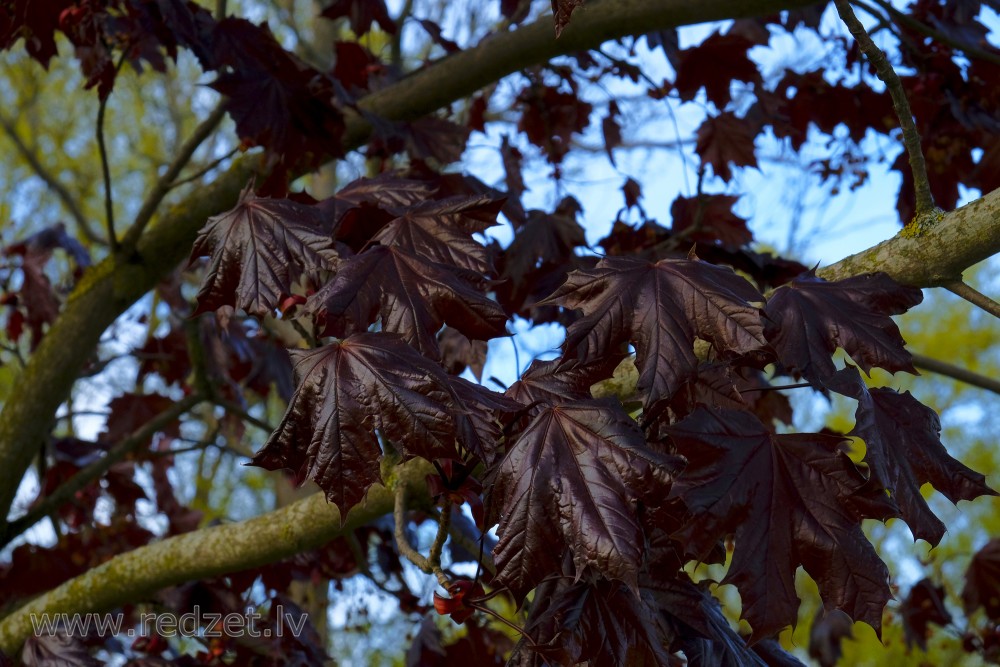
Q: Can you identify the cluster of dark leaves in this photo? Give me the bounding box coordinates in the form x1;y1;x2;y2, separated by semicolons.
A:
175;152;995;663
5;1;1000;664
0;223;90;350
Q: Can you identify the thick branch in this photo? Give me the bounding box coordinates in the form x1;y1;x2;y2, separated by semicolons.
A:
817;189;1000;286
0;0;820;530
0;459;434;655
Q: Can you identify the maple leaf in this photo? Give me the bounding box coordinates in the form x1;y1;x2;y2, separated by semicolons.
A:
190;186;342;317
499;197;587;287
371;195;502;274
251;333;509;517
764;271;922;386
542;255;767;410
963;538;1000;619
828;366;997;545
650;575;779;666
900;578;951;650
505;355;626;411
490;400;681;602
320;0;397;35
808;609;854;667
673;31;761;107
667;407;897;642
670;194;753;248
304;245;506;360
518;84;592;163
209;18;344;166
695;112;758;182
514;578;673;667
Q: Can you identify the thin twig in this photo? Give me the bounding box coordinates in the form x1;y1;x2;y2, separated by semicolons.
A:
0;394;202;547
944;280;1000;320
0;111;102;245
911;353;1000;396
96;53;128;252
393;483;450;588
834;0;935;217
166;148;239;192
122;104;228;250
212;398;276;433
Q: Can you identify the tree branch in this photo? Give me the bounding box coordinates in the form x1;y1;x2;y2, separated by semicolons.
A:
834;0;935;217
121;104;228;251
0;459;434;656
911;353;1000;396
0;0;822;532
393;482;450;588
817;190;1000;286
0;111;102;245
944;280;1000;321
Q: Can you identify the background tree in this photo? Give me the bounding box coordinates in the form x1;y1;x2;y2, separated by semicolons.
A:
0;0;999;664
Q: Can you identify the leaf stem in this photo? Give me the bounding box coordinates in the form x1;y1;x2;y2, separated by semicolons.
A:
834;0;934;217
944;280;1000;320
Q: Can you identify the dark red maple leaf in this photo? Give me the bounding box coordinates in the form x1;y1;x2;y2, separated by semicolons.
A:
764;271;923;386
673;31;761;107
602;100;622;166
695;112;758;182
828;366;997;545
518;84;592;164
505;354;626;412
0;0;76;66
514;577;672;667
320;0;397;35
209;18;344;166
490;400;682;602
371;195;502;274
808;609;854;667
1;245;61;349
670;194;753;248
304;245;506;360
189;186;342;318
499;197;587;287
963;538;1000;619
667;407;898;642
438;326;487;380
900;578;951;650
650;575;776;666
542;255;767;411
251;333;510;517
